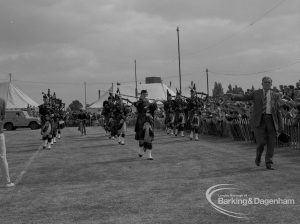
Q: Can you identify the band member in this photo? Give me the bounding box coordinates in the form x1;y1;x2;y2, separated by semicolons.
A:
50;114;58;144
118;104;131;145
190;109;200;140
57;114;65;139
39;89;65;147
134;90;157;160
41;114;52;149
186;85;203;140
102;94;116;139
110;95;129;145
173;90;187;137
52;98;64;141
229;76;284;170
101;100;112;136
39;95;53;149
39;95;50;126
163;90;175;135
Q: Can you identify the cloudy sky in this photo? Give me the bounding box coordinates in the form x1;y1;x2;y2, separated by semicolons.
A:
0;0;299;106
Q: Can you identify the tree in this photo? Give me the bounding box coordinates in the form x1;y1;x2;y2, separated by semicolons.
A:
226;84;233;93
68;100;83;112
212;82;224;97
232;85;244;94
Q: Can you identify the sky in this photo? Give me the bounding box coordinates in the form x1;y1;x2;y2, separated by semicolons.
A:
0;0;299;106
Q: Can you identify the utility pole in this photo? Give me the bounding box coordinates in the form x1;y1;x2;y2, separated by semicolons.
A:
206;69;209;96
9;73;12;82
176;27;182;94
134;60;137;97
84;81;87;110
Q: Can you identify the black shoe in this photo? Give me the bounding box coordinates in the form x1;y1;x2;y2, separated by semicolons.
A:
147;158;153;160
266;163;274;170
138;154;143;158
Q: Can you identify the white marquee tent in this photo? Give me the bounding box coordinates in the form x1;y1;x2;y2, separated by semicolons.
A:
89;83;176;109
88;89;111;110
0;82;39;109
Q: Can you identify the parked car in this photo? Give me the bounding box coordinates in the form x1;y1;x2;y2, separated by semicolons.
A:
3;110;41;131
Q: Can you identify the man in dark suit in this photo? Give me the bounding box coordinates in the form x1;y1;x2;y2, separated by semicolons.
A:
228;77;283;170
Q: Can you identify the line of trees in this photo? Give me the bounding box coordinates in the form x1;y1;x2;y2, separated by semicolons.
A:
212;82;253;97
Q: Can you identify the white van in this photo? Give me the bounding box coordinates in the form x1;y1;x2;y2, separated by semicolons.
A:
3;110;41;131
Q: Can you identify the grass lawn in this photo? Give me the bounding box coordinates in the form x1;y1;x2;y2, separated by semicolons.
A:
0;126;299;224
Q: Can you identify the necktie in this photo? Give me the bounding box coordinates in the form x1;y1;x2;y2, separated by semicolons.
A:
262;91;267;114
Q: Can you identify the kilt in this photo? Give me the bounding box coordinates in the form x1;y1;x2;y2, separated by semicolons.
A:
135;114;154;141
135;114;146;140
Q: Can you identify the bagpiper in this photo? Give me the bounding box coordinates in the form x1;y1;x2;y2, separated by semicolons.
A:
39;93;53;149
50;93;59;143
101;100;112;136
39;89;65;149
134;90;157;160
110;93;130;145
173;90;187;137
101;94;115;139
163;90;175;135
186;84;204;140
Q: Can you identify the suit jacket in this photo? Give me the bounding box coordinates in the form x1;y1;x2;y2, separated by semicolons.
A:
232;89;283;132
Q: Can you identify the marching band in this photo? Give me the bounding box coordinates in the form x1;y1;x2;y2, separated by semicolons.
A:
39;89;65;149
34;83;299;166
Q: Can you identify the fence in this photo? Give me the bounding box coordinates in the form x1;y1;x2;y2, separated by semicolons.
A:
150;116;300;149
198;117;300;149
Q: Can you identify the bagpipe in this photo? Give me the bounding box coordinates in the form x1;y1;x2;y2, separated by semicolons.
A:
41;89;65;119
111;88;159;114
185;83;208;108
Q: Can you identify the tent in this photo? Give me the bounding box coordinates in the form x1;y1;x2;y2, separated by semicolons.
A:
0;82;39;109
88;90;110;109
88;83;176;109
118;83;176;103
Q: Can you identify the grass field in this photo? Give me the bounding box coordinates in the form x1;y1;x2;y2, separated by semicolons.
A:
0;126;299;224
